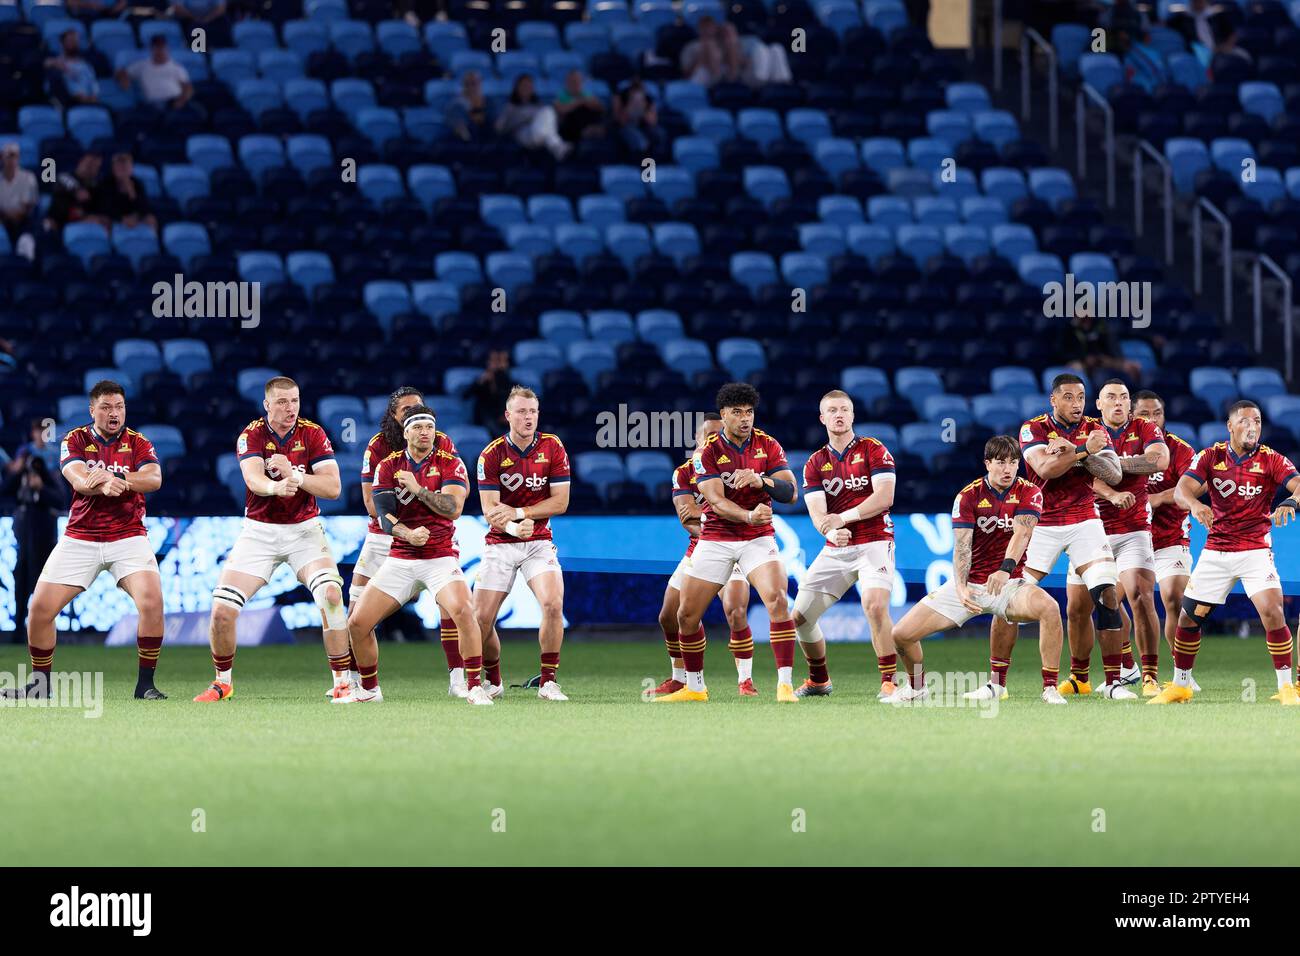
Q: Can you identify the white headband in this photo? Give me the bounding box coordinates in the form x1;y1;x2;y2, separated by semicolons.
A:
403;413;436;433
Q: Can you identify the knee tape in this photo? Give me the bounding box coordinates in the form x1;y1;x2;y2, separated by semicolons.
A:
1088;581;1123;631
1080;561;1118;592
793;589;836;642
309;569;347;631
212;584;247;613
1180;595;1215;629
348;584;366;605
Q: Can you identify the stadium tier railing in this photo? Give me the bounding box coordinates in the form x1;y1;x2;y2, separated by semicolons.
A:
1252;254;1295;383
1076;82;1115;207
1192;196;1232;327
1020;28;1058;151
1132;139;1173;265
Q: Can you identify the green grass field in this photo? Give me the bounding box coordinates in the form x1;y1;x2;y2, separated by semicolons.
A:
1;637;1296;866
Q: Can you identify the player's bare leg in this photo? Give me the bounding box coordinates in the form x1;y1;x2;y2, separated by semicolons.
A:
885;604;951;702
437;580;492;705
119;570;167;699
527;570;567;700
658;573;725;702
298;556;351;697
1063;582;1095;693
473;586;508;698
863;586;901;699
1119;568;1159;693
340;585;400;703
1073;557;1136;699
5;582;81;699
195;569;266;701
721;578;757;694
746;560;798;701
653;585;686;695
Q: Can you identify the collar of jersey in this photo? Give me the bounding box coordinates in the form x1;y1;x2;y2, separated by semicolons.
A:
1226;444;1258;465
1103;418;1130;440
507;435;538;458
265;419;296;446
721;430;752;453
827;435;858;461
90;425;124;445
1048;413;1082;434
983;476;1013;500
405;449;434;469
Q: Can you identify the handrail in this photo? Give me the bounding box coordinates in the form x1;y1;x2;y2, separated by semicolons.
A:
1021;28;1058;151
1254;254;1295;382
1193;197;1232;324
992;0;1003;91
1132;139;1173;265
1076;84;1115;206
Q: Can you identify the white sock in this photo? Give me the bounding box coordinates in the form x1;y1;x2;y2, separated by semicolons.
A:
735;657;753;681
1277;668;1293;690
686;670;705;692
450;666;465;685
333;670;349;686
216;668;231;684
777;665;792;686
671;663;686;682
1174;667;1193;688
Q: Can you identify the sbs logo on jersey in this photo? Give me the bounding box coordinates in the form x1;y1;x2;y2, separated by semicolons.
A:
821;474;871;495
975;515;1014;533
1211;477;1264;499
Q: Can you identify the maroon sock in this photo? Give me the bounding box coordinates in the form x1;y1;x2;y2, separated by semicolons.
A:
1173;626;1200;671
769;619;795;670
540;651;560;685
878;653;897;684
806;655;829;684
1042;665;1058;688
727;626;754;661
990;655;1011;686
1266;626;1293;673
328;652;351;679
359;663;379;691
212;651;234;677
28;642;53;676
1140;653;1159;680
463;655;483;689
1069;656;1090;683
1120;640;1135;670
440;617;463;670
1101;654;1121;686
662;626;682;666
679;627;706;673
484;657;501;686
136;634;163;671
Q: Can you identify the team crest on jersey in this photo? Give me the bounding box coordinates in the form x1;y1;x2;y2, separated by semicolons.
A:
292;441;305;452
851;453;863;464
60;440;69;458
1007;494;1019;503
237;434;248;455
1250;462;1263;473
536;453;547;463
476;457;486;480
1020;424;1034;441
692;454;705;474
754;449;767;458
820;461;833;471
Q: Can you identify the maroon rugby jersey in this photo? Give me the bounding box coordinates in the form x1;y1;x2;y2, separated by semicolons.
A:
693;428;790;542
801;436;895;547
1147;430;1195;550
671;458;704;557
477;432;570;545
1097;416;1166;535
372;446;469;559
1019;413;1112;526
1184;443;1299;552
235;417;336;523
950;476;1044;584
59;425;158;541
361;430;459;535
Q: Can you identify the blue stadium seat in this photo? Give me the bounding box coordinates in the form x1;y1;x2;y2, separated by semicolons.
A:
606;223;652;269
424;21;469;62
234;79;283;118
907;136;950;172
316;396;365;441
717;337;766;379
856;422;900;447
90;19;136;58
651;165;695;207
284;20;330;58
514;339;567;373
896;224;943;264
329;19;374;61
972;394;1022;432
563;21;610;59
588;310;635;343
991;223;1037;262
1239;82;1284;124
926;109;971;146
238;134;285;177
112;223;159;266
689;107;735;142
505;224;554;258
356;163;404;205
518;21;562;54
781;251;829;287
899;421;951;468
600;166;646;201
989;366;1038;395
238;251;285;286
237;367;281;404
554;223;604;262
1165;138;1210;195
233;19;278;52
1068;252;1117;286
981;167;1027;204
443;367;481;397
1238;367;1287;404
162;339;212;383
1027;168;1076;209
1210;138;1254;176
815;138;860;179
866;195;911;226
737;108;784;148
377;20;421;58
330;78;376;117
818;195;863;227
65;105;111;148
408;164;455;211
568;340;618;389
653;223;700;264
435;252;482;289
1051;23;1091;78
913;197;959;226
895;367;945;405
922;394;972;427
673;136;719;174
1242;168;1285;208
481;194;527;230
286;251;335;295
285;133;332;176
730;251;779;294
840;366;890;405
861;137;906;176
1078;53;1124;94
636;309;683;341
972;110;1019;149
213;48;257;86
411;281;460;321
113;339;162;378
1017;252;1065;289
943;224;989;263
186;134;236;176
162;222;210;269
528;194;574;226
574;451;626;492
625;451;673;492
798;223;846;257
363;280;413;328
1188;367;1238;413
946;82;991;114
63;221;110;267
578;195;625;227
846;223;895;263
539;311;587;346
140;424;186;461
485;252;534;293
662;338;714;377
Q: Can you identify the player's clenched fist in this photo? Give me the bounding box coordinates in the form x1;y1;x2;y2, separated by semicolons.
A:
827;527;851;547
404;525;431;547
730;468;763;489
747;503;772;525
266;453;294;478
83;466;111;489
394;470;420;494
1085;429;1108;455
515;518;535;538
273;478;298;497
101;475;130;497
1106;491;1136;510
821;512;846;532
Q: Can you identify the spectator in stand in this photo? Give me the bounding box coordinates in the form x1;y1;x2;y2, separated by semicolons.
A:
170;0;233;50
94;152;158;233
1167;0;1221;53
1105;0;1146;56
66;0;126;23
554;69;606;146
4;421;65;644
44;29;100;105
613;77;664;158
0;142;38;262
1211;20;1252;67
495;73;571;160
465;349;512;430
680;16;743;87
116;35;195;111
1057;307;1143;381
43;151;106;246
445;70;495;143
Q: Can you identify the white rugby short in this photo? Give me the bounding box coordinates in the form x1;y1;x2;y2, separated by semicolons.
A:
801;540;895;597
1065;529;1155;584
688;537;780;585
920;577;1030;626
1184;548;1280;604
1025;518;1112;578
668;552;745;590
354;531;392;580
224;517;334;582
1153;545;1193;583
369;555;465;605
38;534;158;590
475;539;561;593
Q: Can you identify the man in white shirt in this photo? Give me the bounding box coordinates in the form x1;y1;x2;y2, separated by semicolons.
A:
115;35;193;110
0;142;38;260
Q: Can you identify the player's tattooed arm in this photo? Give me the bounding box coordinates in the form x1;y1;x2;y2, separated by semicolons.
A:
1117;442;1169;476
1006;513;1038;562
1082;448;1122;485
414;484;465;519
952;528;973;588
